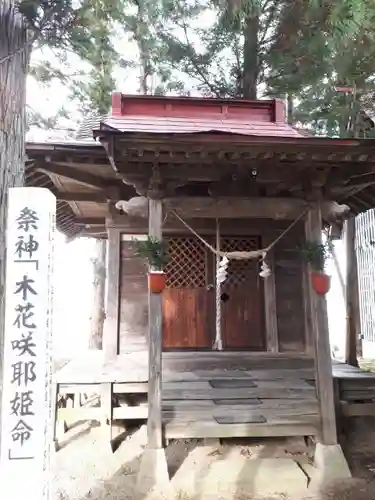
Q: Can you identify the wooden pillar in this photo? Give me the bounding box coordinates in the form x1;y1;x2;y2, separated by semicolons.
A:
103;227;121;360
305;205;338;445
302;259;314;355
89;238;107;350
263;235;278;352
345;217;360;367
147;199;163;449
100;382;113;450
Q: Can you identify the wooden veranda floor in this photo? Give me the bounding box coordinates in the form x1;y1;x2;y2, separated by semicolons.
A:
53;353;375;444
333;359;375;417
54;351;319;440
161;352;319;439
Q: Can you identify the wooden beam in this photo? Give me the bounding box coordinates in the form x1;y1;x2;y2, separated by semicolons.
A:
263;234;278;352
34;163;113;189
147;199;163;449
109;215;309;237
57;191;109;202
116;134;369;152
345;218;360;367
114;196;348;221
75;218;106;226
165;423;318;439
345;172;375;187
305;205;338;445
103;228;121;360
48;159;109;168
81;228;108;237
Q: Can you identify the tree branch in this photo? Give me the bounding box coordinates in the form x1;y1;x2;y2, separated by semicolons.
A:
261;0;275;14
180;22;222;97
259;2;279;46
0;37;34;65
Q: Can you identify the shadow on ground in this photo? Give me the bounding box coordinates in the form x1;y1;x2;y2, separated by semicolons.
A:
53;416;375;500
54;421;313;500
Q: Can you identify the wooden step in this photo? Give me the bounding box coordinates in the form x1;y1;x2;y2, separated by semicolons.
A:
164;421;318;439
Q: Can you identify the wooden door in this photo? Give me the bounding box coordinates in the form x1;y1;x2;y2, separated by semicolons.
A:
162;237;214;349
220;236;265;350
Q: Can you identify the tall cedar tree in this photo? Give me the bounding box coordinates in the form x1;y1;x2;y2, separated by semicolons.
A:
51;1;173;348
28;1;121;349
72;1;120;350
156;0;375;112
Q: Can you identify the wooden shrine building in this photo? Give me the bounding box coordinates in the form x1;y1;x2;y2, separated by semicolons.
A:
25;94;375;487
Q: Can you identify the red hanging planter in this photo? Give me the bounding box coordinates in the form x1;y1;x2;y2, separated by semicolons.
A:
148;271;166;294
311;272;331;295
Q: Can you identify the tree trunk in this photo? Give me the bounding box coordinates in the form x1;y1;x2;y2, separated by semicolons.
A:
88;239;107;350
137;1;150;95
0;1;29;443
242;14;259;100
287;94;294;125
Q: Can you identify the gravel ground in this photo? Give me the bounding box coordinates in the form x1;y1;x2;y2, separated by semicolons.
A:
50;415;375;500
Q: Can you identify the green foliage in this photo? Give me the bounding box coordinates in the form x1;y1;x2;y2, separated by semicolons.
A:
134;236;169;271
115;0;191;95
27;105;70;130
146;0;375;134
267;0;375;134
23;0;121;127
17;0;77;46
152;0;375;102
68;0;118;115
29;61;70;84
300;241;330;272
294;37;375;137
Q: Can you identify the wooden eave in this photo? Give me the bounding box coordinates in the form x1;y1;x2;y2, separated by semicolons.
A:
26;141;137;238
26;133;375;239
94;129;375;215
25;167;81;239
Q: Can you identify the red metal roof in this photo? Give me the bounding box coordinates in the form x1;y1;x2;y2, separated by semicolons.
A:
101;114;303;138
98;93;303;139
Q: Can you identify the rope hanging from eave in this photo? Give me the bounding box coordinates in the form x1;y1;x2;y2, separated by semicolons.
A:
214;218;223;351
170;208;308;260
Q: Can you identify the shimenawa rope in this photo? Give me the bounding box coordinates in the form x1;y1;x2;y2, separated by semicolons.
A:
170;209;308;261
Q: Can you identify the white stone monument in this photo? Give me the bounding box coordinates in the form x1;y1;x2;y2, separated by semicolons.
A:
0;188;56;500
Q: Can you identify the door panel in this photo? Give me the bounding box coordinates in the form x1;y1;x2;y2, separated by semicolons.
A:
163;288;214;348
220;237;265;350
162;237;214;349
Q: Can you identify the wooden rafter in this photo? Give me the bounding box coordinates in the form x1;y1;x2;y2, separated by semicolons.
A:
33;163;116;189
57;192;109;202
75;217;106;226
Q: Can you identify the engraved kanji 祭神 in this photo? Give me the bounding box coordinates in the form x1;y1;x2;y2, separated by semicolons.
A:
6;206;41;461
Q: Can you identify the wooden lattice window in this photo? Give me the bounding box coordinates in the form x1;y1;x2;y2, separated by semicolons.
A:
220;237;260;287
165;237;207;288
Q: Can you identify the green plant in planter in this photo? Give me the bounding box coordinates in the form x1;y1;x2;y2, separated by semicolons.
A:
134;236;169;271
300;241;330;272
